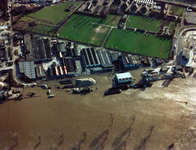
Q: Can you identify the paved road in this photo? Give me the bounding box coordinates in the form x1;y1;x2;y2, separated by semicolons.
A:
174;27;196;66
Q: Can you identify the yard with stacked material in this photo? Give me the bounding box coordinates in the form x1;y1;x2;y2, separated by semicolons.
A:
105;29;171;59
15;2;82;36
57;14;120;46
126;15;161;32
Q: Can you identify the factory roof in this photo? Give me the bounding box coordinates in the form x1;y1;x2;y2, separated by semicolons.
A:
64;57;76;72
97;49;112;68
19;61;36;79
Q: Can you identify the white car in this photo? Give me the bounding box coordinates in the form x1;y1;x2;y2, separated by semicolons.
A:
48;94;55;98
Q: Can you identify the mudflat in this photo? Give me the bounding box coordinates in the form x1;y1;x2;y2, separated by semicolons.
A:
0;73;195;150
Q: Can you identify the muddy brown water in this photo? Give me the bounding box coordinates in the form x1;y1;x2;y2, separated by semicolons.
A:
0;72;195;150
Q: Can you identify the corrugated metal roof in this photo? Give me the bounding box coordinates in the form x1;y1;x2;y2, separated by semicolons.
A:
19;61;36;79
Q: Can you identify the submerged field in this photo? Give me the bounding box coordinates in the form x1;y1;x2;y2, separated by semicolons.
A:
57;14;120;46
27;2;82;25
126;15;161;32
105;29;171;59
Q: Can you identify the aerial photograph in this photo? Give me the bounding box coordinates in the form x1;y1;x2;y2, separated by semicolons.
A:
0;0;195;149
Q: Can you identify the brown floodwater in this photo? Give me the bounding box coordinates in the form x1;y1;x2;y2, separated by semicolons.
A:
0;72;195;150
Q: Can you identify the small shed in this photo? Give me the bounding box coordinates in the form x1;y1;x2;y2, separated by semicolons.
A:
115;72;132;84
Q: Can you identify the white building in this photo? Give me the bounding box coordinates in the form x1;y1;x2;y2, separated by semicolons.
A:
115;72;132;84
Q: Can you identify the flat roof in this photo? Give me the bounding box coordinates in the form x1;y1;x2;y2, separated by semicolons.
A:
116;72;132;79
122;53;132;65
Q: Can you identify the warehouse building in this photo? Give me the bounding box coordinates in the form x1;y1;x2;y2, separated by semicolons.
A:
44;39;52;59
96;49;113;68
81;48;100;68
24;35;52;61
64;57;77;72
121;53;142;69
19;61;36;79
24;34;32;54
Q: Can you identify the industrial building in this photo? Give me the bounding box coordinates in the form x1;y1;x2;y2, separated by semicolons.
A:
81;48;100;67
180;49;193;67
53;43;60;52
59;42;66;53
35;64;45;78
63;57;77;72
114;72;133;84
44;39;52;58
121;53;142;69
24;34;52;61
19;61;36;79
24;34;32;54
110;53;120;62
96;49;113;68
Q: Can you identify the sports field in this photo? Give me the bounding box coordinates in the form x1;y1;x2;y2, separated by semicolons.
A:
169;5;184;16
126;15;161;32
27;2;82;25
57;14;120;46
24;25;56;35
105;29;171;59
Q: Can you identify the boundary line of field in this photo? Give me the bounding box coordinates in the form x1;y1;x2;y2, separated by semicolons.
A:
25;15;56;26
54;2;85;35
90;22;116;28
103;28;172;59
102;27;114;47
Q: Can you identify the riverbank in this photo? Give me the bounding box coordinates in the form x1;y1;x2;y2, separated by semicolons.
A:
0;72;195;150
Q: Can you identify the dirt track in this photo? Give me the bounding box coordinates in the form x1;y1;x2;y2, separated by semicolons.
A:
0;72;195;150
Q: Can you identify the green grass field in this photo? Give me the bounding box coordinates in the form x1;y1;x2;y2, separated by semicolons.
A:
105;29;171;59
168;22;175;28
27;2;82;25
126;15;161;32
169;5;184;16
24;25;56;36
57;14;120;46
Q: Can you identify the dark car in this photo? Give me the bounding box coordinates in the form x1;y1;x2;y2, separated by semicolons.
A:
104;88;122;96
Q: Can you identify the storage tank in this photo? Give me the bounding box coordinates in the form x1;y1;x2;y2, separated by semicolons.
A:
54;67;59;76
63;66;67;74
58;66;63;75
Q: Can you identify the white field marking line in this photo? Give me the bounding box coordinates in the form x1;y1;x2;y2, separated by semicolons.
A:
91;22;115;28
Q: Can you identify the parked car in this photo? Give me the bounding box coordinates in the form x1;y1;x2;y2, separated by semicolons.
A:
48;94;55;98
